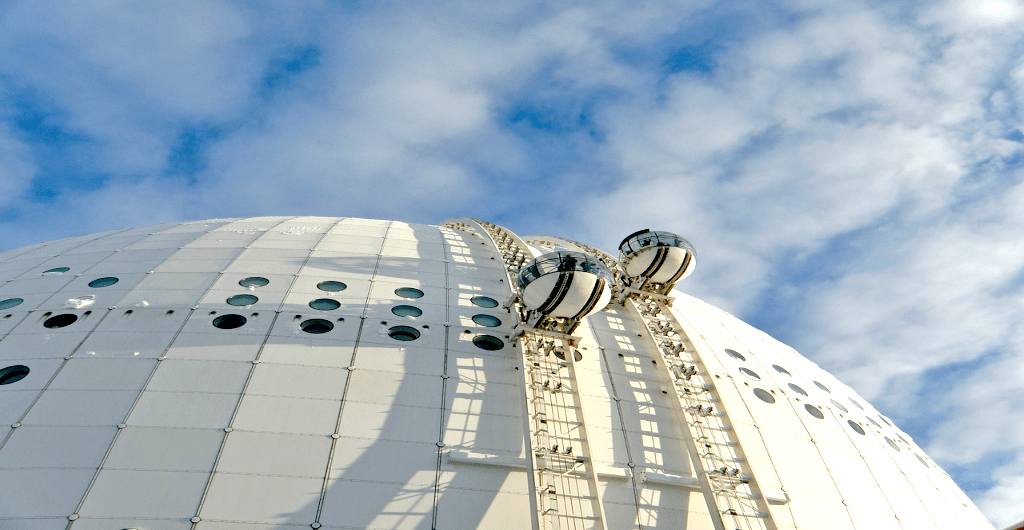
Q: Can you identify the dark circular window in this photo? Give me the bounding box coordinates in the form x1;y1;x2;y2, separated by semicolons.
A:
472;314;501;327
473;335;504;351
724;349;746;361
88;277;119;288
317;281;347;292
213;314;247;329
392;305;423;317
884;437;901;452
388;325;421;341
301;319;334;334
395;287;424;299
43;267;70;274
471;296;499;308
739;367;760;380
239;277;270;288
309;299;341;311
772;364;791;376
804;404;824;419
849;397;864;410
788;383;808;396
0;298;23;310
0;365;29;385
753;388;775;404
226;294;258;306
830;399;849;413
813;381;830;393
848;420;866;435
44;314;78;328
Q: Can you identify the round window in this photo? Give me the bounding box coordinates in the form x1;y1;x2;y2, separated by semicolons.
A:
878;415;892;427
915;454;929;468
772;364;791;376
392;305;423;317
309;299;341;311
0;298;24;310
473;335;504;351
317;281;347;292
867;416;881;428
849;397;864;410
43;267;70;274
555;350;583;362
388;325;421;341
813;381;830;393
753;388;775;404
885;437;901;452
395;287;424;299
739;367;760;380
472;314;501;327
848;420;866;435
301;319;334;334
724;349;746;361
0;365;30;385
213;314;247;329
88;277;119;288
830;399;849;413
44;314;78;328
227;294;258;306
471;296;499;308
239;277;270;288
788;383;808;396
804;404;824;419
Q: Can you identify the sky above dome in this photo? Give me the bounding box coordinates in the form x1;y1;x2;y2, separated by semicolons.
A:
1;0;1023;526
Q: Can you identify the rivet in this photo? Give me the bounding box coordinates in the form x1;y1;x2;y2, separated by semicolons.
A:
68;514;79;520
627;462;635;468
331;434;340;439
11;423;20;428
311;523;322;529
441;375;449;379
191;516;201;523
252;360;260;364
224;427;233;432
117;423;127;429
347;366;356;371
158;356;166;361
436;441;445;448
65;356;73;360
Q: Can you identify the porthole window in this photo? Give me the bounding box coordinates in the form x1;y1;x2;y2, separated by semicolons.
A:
44;314;78;328
884;437;901;452
739;367;760;380
226;294;258;306
43;267;70;274
753;388;775;404
848;420;866;435
309;299;341;311
813;381;830;393
395;287;424;299
471;296;499;308
878;415;892;427
849;397;864;410
473;335;504;351
830;399;849;413
724;349;746;361
0;298;23;310
301;318;334;334
392;305;423;317
788;383;808;396
317;280;346;292
867;416;881;428
804;404;824;419
213;314;247;329
772;364;791;376
472;314;501;327
388;325;421;341
0;365;30;385
88;277;119;288
915;454;929;467
239;277;270;288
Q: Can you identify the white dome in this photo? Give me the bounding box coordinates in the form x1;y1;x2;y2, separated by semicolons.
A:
0;217;993;529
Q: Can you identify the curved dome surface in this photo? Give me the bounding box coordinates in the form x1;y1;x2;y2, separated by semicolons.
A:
0;217;992;530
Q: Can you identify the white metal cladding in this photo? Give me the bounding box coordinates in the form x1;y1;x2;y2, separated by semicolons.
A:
0;216;993;530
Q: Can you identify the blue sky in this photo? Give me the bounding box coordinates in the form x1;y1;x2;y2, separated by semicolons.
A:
2;0;1024;525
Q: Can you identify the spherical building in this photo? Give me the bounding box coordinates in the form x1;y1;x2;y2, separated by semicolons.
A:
0;216;992;530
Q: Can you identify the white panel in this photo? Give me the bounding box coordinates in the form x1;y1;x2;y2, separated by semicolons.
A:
200;474;322;524
320;479;434;529
0;469;94;517
339;402;441;443
103;427;223;471
360;344;445;376
48;358;156;391
23;389;137;426
345;369;441;408
245;363;349;400
128;391;239;429
257;339;354;368
330;438;438;485
165;332;265;362
146;360;252;395
232;395;340;435
0;425;113;469
78;469;208;518
217;431;331;477
0;389;39;424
